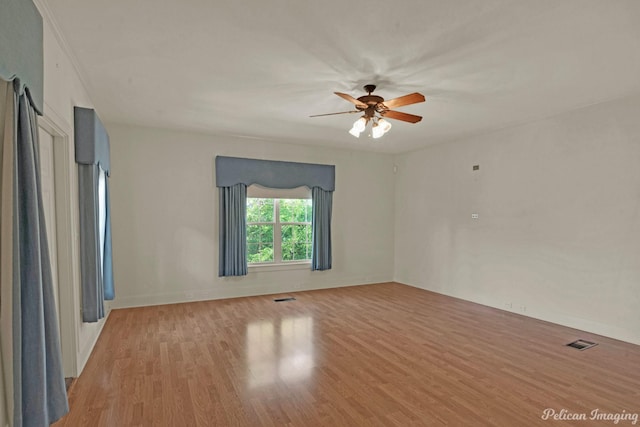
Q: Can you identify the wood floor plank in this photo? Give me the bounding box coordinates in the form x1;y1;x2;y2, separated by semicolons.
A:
54;282;640;426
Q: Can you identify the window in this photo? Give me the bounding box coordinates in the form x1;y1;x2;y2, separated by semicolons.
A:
247;197;312;264
98;167;107;277
216;157;334;276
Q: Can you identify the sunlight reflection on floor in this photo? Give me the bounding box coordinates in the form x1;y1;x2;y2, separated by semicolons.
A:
246;316;314;388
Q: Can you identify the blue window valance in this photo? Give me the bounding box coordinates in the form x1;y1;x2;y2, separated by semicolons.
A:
74;107;111;175
215;156;335;191
0;0;43;113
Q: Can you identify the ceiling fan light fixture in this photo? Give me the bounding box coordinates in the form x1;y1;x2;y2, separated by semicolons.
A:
354;117;368;131
378;118;392;133
379;118;392;136
349;116;368;138
371;122;384;139
372;118;392;139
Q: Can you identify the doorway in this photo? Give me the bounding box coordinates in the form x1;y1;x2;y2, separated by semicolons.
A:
37;119;78;380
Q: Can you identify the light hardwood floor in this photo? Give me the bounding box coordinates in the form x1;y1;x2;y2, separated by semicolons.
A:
54;282;640;426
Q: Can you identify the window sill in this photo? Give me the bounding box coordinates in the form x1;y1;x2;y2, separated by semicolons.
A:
248;262;311;273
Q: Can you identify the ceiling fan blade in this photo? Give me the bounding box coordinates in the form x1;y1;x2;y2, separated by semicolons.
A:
381;110;423;123
381;92;425;109
309;110;360;118
334;92;368;108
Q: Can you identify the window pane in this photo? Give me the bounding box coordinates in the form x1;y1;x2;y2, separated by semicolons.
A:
279;200;293;223
247;243;260;262
247;199;260;223
282;243;311;261
247;225;260;243
281;224;311;262
247;198;274;223
280;199;311;223
248;225;273;247
306;203;312;223
247;223;274;264
247;242;274;263
281;224;293;243
259;225;273;243
247;225;273;243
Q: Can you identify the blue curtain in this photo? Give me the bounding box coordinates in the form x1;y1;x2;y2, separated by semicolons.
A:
77;165;114;321
12;83;68;426
218;183;247;276
311;187;332;271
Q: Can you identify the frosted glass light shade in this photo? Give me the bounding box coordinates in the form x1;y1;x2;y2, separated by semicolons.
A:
348;117;368;138
372;123;384;139
349;127;361;137
353;117;367;131
378;118;392;133
372;118;392;139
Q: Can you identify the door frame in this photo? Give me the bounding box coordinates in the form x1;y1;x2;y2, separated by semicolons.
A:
38;115;79;378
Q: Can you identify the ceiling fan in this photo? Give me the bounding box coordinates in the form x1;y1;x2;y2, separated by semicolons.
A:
310;84;425;138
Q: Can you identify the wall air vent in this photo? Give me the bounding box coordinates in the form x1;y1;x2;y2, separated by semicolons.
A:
274;297;296;302
566;339;597;350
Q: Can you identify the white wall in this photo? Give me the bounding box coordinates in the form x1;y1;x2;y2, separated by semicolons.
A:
108;124;395;307
40;1;110;375
394;93;640;345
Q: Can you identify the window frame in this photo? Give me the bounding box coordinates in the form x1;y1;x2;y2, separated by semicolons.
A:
247;197;312;267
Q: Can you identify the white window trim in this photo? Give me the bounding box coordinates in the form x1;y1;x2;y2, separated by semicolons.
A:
247;190;312;266
248;261;311;273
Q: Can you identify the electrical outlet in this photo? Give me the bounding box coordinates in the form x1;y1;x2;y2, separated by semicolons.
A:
472;213;479;219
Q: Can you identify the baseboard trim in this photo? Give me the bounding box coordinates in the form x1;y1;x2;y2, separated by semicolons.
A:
111;278;392;309
77;309;111;375
396;280;640;346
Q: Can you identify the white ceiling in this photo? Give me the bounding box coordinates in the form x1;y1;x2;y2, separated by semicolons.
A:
44;0;640;153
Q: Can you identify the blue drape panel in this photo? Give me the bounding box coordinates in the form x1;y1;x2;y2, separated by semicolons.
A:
1;79;17;427
311;187;332;271
218;183;247;277
12;85;68;426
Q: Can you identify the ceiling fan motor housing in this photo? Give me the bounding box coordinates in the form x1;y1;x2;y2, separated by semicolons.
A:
356;95;385;117
356;84;390;117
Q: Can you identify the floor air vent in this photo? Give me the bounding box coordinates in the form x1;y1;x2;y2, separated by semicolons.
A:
566;339;597;350
274;297;296;302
